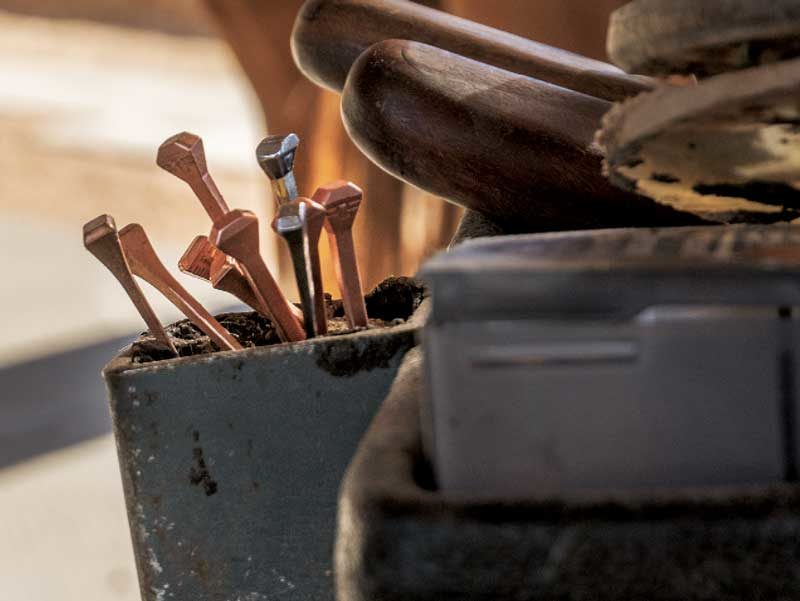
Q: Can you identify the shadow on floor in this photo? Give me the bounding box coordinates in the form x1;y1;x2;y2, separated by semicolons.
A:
0;335;134;469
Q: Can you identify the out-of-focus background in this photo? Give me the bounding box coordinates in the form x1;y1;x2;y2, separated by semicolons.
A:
0;1;624;599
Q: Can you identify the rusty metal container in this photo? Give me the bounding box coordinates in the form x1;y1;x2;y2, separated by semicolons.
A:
103;314;421;601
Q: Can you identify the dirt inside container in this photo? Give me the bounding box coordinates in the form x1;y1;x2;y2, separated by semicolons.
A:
131;276;426;364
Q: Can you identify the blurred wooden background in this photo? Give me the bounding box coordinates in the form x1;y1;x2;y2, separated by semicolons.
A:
0;0;626;290
203;0;629;288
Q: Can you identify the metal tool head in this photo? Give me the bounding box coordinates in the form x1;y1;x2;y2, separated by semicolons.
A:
83;214;177;356
119;223;242;352
286;198;328;337
256;133;299;180
118;223;153;257
301;197;327;241
83;214;118;250
179;235;217;281
272;201;316;338
312;180;363;230
211;209;260;262
83;214;133;281
209;250;240;288
157;131;208;182
212;209;307;343
272;201;306;236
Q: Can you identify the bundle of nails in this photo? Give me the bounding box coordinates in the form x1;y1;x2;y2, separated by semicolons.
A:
84;132;368;359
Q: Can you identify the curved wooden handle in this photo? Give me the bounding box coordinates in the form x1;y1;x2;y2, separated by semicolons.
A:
341;40;706;233
291;0;653;101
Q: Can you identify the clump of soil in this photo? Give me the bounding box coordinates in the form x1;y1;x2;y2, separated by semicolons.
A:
131;276;425;364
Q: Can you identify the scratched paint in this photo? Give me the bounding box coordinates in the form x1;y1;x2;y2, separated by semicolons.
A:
104;319;421;600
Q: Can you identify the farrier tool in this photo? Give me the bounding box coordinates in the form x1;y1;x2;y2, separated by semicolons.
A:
256;134;300;207
159;131;304;324
83;214;177;357
212;210;307;342
179;235;271;315
272;202;316;338
312;181;368;328
118;224;242;351
272;198;328;337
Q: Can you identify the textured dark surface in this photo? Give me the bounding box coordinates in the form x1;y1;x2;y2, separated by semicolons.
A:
104;319;420;601
336;348;800;600
449;210;506;248
131;277;425;363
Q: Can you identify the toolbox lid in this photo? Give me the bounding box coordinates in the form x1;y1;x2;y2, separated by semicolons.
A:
420;225;800;323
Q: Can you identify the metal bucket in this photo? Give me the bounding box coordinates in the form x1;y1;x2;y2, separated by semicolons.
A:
103;313;421;601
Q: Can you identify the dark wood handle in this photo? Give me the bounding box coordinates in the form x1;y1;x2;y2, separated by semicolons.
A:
291;0;653;101
342;40;705;232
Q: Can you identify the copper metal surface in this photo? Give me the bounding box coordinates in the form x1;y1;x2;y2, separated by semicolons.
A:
256;134;300;206
118;224;242;351
158;132;302;321
83;214;177;356
211;210;306;342
312;181;368;328
212;250;306;326
178;235;216;282
157;131;229;222
179;235;270;315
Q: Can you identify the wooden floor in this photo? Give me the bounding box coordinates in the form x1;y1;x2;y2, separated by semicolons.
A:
0;10;269;600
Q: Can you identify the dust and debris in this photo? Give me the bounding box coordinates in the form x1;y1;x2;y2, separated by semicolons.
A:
270;568;296;593
131;276;426;363
148;548;163;575
234;593;268;601
189;431;218;496
314;327;416;377
363;276;425;320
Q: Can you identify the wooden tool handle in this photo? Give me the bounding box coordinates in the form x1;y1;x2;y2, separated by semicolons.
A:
341;40;706;233
291;0;653;101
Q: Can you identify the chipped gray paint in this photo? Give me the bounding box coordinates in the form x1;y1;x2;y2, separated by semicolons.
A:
103;320;420;601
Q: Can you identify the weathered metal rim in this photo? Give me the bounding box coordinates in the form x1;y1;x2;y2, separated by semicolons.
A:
103;302;427;378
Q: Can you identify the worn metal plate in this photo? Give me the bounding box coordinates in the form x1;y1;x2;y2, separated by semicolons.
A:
103;322;419;601
598;59;800;223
